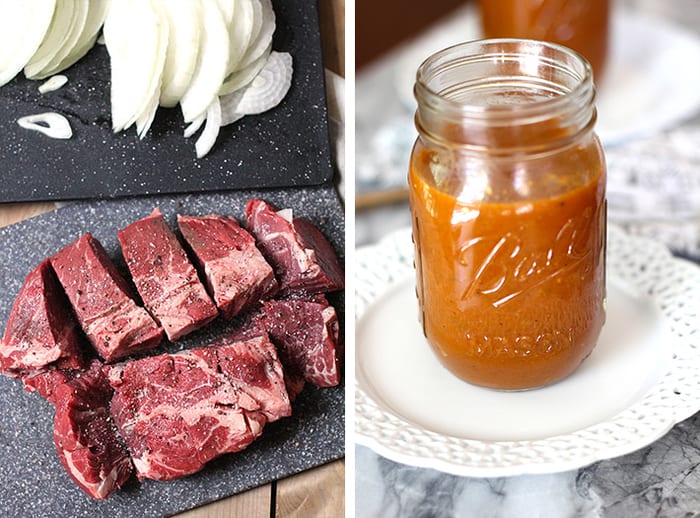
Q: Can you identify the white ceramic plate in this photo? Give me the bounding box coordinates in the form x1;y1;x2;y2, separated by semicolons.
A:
393;7;700;147
355;225;700;477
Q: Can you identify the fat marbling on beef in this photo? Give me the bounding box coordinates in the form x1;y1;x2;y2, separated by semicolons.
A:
24;360;133;500
177;213;278;318
107;333;290;481
258;295;341;388
118;208;218;341
0;260;84;375
245;199;344;296
50;234;163;362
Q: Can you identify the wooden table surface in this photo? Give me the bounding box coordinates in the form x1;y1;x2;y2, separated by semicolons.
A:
0;1;346;516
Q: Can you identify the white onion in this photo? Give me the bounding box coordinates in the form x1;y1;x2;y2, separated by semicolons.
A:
195;97;222;158
219;51;292;126
38;74;68;93
17;112;73;139
179;0;230;122
237;0;275;71
183;113;205;138
0;0;56;87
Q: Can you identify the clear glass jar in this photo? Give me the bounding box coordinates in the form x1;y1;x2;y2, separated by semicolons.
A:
409;39;606;390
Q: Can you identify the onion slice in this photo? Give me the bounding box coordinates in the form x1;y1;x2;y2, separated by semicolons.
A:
219;44;270;96
195;97;222;158
25;0;86;79
226;0;255;75
53;0;109;74
38;75;68;94
0;0;56;86
17;112;73;139
33;0;90;78
237;0;274;71
179;0;230;123
184;114;205;138
157;0;202;108
219;51;292;125
104;0;168;135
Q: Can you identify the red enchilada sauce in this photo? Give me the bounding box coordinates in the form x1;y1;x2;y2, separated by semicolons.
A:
409;40;606;390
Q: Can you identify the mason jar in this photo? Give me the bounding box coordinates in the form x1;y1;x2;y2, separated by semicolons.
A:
409;39;606;390
478;0;610;81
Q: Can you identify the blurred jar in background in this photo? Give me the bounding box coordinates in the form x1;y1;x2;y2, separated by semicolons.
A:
478;0;610;80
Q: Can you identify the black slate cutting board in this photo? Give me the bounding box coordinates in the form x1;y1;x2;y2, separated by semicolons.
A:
0;0;333;202
0;186;344;518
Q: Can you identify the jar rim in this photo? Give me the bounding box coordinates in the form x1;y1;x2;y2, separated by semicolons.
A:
414;38;595;122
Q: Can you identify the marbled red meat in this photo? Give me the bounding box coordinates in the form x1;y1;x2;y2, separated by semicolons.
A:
0;260;84;375
118;208;218;341
107;334;290;481
245;199;344;296
50;234;163;362
257;295;341;387
177;213;277;318
25;360;133;500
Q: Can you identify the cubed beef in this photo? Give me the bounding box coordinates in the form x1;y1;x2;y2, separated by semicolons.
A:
257;295;341;388
118;208;218;341
50;234;163;362
106;334;290;481
225;318;306;400
245;199;344;296
177;213;278;318
0;260;84;375
25;360;133;500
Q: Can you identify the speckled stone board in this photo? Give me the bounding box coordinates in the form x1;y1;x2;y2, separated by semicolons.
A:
0;186;344;517
0;0;332;202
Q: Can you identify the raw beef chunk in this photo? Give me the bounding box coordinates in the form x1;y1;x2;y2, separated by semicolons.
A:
22;367;72;403
118;208;218;341
27;360;133;500
0;260;84;375
107;334;290;481
245;199;344;296
50;234;163;362
225;318;306;400
257;295;341;388
177;213;278;318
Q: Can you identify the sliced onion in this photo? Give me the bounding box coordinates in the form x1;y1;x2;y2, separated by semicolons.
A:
38;75;68;93
195;97;222;158
0;0;56;87
216;0;235;26
220;51;292;126
104;0;168;134
24;0;78;79
53;0;109;74
239;0;263;67
179;0;230;123
33;0;90;78
226;0;255;74
183;113;205;138
219;44;270;96
237;0;275;71
17;112;73;139
157;0;202;108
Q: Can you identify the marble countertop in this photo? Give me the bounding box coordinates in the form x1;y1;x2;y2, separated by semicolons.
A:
355;1;700;516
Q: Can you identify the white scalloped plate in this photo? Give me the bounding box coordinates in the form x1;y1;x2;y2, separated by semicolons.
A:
355;225;700;477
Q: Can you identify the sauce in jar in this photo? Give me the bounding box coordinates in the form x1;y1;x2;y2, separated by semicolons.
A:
409;40;606;390
478;0;610;80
